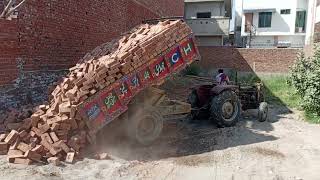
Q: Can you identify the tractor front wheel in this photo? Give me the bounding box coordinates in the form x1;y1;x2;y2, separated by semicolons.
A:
210;90;241;127
258;102;268;122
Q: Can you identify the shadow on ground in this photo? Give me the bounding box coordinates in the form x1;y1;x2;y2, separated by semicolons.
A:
92;108;281;161
92;75;292;162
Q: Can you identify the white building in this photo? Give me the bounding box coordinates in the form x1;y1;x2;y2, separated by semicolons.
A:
316;0;320;22
234;0;317;48
184;0;232;46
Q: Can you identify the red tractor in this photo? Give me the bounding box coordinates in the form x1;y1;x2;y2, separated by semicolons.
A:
188;83;268;127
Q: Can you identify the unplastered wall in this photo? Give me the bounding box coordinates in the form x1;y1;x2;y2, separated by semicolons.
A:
0;0;164;111
0;19;19;84
197;47;299;73
0;0;159;85
134;0;184;17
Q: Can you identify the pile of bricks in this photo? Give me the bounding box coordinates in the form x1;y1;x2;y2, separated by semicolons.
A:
0;20;192;165
0;106;34;133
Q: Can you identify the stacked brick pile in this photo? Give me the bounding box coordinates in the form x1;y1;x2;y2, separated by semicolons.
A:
0;106;34;133
0;20;192;165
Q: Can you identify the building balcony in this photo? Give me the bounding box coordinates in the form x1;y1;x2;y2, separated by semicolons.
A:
185;17;230;36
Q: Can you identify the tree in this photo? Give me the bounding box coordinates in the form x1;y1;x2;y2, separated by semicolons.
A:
0;0;28;19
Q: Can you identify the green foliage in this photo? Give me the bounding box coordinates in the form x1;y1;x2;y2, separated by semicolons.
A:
304;110;320;124
289;46;320;116
261;75;301;108
237;73;261;85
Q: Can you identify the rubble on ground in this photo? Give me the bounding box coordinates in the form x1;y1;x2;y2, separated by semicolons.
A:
0;20;192;165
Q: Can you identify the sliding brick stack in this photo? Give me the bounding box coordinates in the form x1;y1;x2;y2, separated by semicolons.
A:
0;20;200;165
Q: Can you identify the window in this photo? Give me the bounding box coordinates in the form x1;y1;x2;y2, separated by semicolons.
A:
197;12;211;18
259;12;272;28
295;10;306;32
281;9;291;14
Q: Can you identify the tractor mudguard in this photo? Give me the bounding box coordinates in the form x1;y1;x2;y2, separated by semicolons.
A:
211;85;238;95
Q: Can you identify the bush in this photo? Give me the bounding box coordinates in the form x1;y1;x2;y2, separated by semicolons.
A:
290;46;320;115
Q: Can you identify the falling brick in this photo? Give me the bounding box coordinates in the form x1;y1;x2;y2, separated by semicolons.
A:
65;152;75;164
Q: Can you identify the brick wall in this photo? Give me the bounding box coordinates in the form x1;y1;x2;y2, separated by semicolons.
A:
126;0;159;28
0;0;182;111
0;0;4;12
134;0;184;17
197;47;300;73
0;0;157;110
0;19;19;84
17;0;158;72
0;0;160;85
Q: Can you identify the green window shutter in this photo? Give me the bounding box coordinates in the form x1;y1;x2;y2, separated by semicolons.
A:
295;11;306;30
259;12;272;28
259;12;264;27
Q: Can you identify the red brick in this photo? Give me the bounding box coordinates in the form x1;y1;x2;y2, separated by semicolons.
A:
41;133;53;144
24;150;42;162
13;158;32;165
54;141;70;153
38;124;50;134
9;137;20;150
7;149;24;156
0;134;7;142
0;142;8;155
31;145;44;154
65;152;75;164
49;132;59;143
4;130;19;145
17;142;32;152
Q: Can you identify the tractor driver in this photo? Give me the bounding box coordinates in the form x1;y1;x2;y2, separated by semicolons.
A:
215;69;230;85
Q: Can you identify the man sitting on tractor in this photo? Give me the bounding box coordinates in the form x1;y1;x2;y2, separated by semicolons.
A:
215;69;230;85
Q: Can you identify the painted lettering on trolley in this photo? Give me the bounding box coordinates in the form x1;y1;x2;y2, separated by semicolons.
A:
104;93;117;109
154;61;166;77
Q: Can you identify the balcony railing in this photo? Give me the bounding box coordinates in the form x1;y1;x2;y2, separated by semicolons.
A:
185;18;230;36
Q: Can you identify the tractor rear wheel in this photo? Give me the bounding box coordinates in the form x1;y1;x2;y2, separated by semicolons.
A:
210;90;241;127
126;107;163;146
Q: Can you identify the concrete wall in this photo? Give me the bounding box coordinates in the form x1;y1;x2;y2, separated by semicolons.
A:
315;0;320;42
196;36;223;46
317;5;320;23
185;1;225;18
186;18;230;36
249;35;306;48
315;22;320;42
185;0;230;46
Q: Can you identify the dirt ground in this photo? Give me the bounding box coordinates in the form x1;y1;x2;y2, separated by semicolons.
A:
1;77;320;180
1;106;320;180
